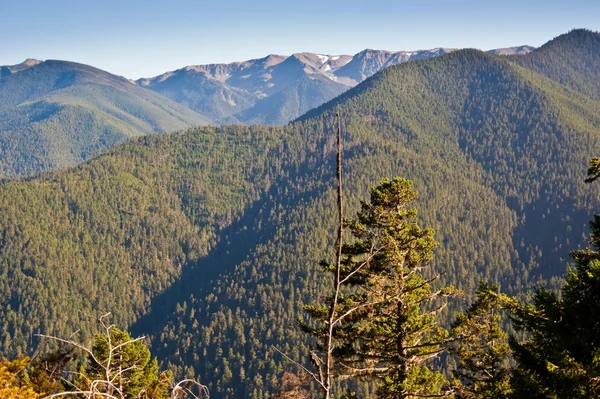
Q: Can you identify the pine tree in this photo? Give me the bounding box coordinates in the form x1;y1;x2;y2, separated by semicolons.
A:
450;282;511;399
504;158;600;398
36;315;181;399
305;177;458;398
85;327;170;398
505;226;600;398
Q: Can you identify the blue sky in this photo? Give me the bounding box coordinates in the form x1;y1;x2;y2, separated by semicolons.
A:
1;0;598;79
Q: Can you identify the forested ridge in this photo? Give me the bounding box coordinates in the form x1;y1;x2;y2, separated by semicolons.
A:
510;29;600;101
0;60;207;178
1;29;600;398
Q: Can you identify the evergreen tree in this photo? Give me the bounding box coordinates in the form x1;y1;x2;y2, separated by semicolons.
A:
505;158;600;398
506;225;600;398
37;315;174;399
85;327;171;398
36;316;208;398
450;282;511;399
305;178;458;398
585;157;600;183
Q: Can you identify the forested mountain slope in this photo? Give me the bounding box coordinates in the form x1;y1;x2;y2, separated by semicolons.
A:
0;60;208;178
511;29;600;100
170;49;600;397
0;41;539;180
1;32;599;398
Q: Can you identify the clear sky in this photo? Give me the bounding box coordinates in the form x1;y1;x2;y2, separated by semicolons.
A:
1;0;598;79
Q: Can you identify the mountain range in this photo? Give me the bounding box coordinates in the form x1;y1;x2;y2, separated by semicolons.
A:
0;44;533;178
0;60;207;178
136;48;460;125
138;45;536;125
0;29;598;398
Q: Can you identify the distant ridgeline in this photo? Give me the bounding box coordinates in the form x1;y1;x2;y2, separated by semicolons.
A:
0;43;533;179
0;29;599;398
0;59;210;178
136;44;533;127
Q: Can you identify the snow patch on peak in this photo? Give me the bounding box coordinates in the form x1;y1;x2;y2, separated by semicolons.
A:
316;54;328;64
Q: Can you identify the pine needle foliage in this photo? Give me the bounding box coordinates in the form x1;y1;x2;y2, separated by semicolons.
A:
450;282;511;399
303;178;458;398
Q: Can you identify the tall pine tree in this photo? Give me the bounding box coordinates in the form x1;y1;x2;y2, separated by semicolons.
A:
304;178;458;398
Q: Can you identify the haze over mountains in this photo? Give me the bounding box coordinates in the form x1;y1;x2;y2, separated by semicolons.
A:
0;29;598;398
0;44;533;178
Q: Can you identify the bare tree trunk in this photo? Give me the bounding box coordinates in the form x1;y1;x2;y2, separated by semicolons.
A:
324;105;344;399
278;107;345;399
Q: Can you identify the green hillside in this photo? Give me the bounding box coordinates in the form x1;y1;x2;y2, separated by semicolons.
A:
160;49;600;397
510;28;600;100
0;60;208;177
0;31;599;398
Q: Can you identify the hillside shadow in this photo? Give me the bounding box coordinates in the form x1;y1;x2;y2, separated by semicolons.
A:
511;196;593;283
130;157;334;338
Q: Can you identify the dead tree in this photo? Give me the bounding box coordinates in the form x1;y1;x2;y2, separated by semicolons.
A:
38;313;209;399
